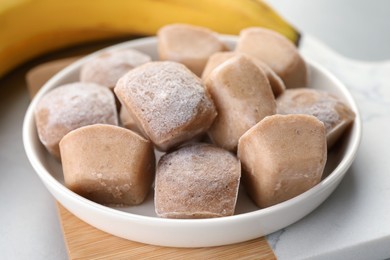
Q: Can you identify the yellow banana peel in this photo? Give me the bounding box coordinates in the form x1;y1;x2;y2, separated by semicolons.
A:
0;0;299;78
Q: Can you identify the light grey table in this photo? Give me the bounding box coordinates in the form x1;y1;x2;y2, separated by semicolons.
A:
1;1;390;259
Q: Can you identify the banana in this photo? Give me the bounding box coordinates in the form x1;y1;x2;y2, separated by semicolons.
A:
0;0;299;78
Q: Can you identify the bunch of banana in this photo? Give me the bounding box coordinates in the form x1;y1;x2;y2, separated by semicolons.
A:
0;0;299;78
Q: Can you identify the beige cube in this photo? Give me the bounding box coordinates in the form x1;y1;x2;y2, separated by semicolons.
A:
158;24;227;76
202;51;286;97
59;124;155;206
34;82;118;159
115;61;217;151
155;143;241;218
236;27;307;89
119;105;143;136
276;88;356;148
80;49;151;89
205;55;276;151
238;114;327;208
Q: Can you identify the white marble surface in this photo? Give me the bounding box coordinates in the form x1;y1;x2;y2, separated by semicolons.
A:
0;81;67;259
267;36;390;260
1;1;390;259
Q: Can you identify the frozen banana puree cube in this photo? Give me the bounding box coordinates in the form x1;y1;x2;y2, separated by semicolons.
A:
119;105;143;136
202;52;236;80
205;55;276;151
155;143;241;218
202;51;286;97
59;124;155;206
158;24;227;76
114;61;217;151
276;88;355;148
80;49;151;89
34;82;118;159
238;114;327;208
236;27;307;89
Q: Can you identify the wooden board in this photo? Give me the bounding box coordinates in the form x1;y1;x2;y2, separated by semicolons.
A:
28;58;276;260
58;204;275;259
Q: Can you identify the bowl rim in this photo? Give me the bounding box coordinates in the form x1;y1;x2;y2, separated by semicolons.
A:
23;35;362;227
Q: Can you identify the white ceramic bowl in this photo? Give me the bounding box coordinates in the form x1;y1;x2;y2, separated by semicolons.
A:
23;36;362;248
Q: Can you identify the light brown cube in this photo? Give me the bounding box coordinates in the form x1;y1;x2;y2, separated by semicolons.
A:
59;124;155;206
115;61;217;151
155;143;241;218
205;55;276;151
80;49;151;89
236;27;307;89
119;105;143;136
158;24;227;76
238;114;327;208
276;88;356;148
202;51;286;97
34;82;118;159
